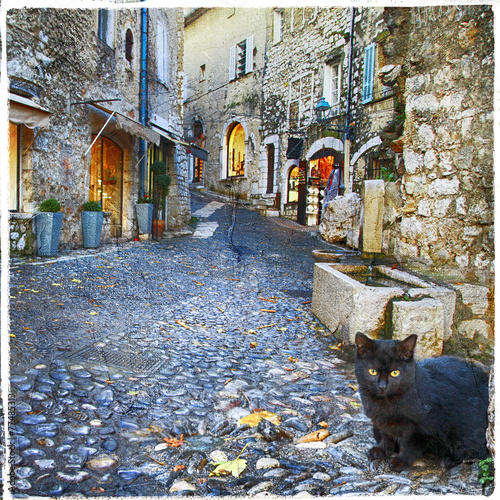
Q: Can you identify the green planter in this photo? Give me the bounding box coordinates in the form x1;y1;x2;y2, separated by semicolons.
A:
35;212;63;257
82;211;104;248
136;203;153;234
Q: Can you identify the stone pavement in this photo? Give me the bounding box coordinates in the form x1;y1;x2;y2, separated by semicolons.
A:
6;191;491;497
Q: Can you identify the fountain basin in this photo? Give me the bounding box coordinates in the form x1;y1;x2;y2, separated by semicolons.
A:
312;262;456;358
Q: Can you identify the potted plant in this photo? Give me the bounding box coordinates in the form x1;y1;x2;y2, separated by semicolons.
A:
82;201;104;248
136;195;153;235
35;198;63;257
150;161;171;239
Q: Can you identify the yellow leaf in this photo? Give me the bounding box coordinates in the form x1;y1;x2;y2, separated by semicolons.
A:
238;410;281;428
249;342;258;348
9;334;16;338
297;429;330;443
72;279;82;283
128;391;138;396
52;283;62;286
349;401;362;409
31;290;40;293
89;311;99;315
210;458;247;478
288;356;298;362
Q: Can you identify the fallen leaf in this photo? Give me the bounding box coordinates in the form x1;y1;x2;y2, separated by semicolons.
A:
175;320;190;329
347;384;358;391
319;421;329;428
349;401;362;409
260;309;276;313
296;429;330;443
89;311;99;315
52;283;62;286
210;444;248;478
238;410;280;427
249;342;258;348
163;435;184;447
173;464;186;472
71;279;82;283
288;356;298;362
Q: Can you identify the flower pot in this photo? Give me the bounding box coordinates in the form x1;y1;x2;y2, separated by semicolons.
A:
35;212;63;257
136;203;153;234
82;211;104;248
152;219;166;238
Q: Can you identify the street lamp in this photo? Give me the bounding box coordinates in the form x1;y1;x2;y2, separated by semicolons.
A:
314;97;355;141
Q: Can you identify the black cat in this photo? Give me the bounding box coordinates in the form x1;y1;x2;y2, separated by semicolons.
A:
354;332;490;471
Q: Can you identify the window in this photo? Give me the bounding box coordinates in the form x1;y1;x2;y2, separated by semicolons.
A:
193;120;204;183
9;122;21;211
288;72;314;129
266;144;275;194
157;21;168;84
273;10;283;43
323;61;342;114
199;64;206;82
362;43;376;104
229;36;253;81
227;123;245;177
98;9;115;47
288;166;300;203
125;29;133;63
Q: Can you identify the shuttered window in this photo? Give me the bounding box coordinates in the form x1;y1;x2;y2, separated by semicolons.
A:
98;9;114;47
362;43;376;104
229;35;254;81
157;21;168;84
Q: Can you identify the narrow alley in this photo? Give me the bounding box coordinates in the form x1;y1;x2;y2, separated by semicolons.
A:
8;193;488;497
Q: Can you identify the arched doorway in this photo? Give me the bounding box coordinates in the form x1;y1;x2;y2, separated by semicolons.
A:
308;148;344;225
226;122;245;177
90;136;123;237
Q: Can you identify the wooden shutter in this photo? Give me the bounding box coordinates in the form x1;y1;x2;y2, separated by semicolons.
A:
245;35;253;74
229;45;236;81
362;43;375;104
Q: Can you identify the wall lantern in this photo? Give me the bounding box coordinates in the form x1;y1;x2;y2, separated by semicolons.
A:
314;97;355;141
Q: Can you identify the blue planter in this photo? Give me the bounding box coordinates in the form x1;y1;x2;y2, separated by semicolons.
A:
136;203;153;234
35;212;63;257
82;211;104;248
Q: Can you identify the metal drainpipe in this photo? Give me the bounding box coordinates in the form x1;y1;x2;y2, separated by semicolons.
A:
344;6;355;193
139;4;148;196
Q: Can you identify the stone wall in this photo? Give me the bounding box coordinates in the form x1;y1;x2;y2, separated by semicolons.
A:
381;6;494;286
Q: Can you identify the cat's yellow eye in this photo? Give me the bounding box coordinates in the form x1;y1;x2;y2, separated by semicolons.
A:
368;368;378;376
390;370;400;377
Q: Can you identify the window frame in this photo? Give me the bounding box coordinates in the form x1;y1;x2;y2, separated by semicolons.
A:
323;60;342;115
98;9;115;48
9;122;22;212
273;10;284;44
229;35;254;81
288;72;315;129
125;28;133;63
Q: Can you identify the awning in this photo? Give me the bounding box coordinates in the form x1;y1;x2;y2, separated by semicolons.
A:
150;124;191;147
187;144;209;161
287;138;304;159
91;103;161;145
9;93;52;129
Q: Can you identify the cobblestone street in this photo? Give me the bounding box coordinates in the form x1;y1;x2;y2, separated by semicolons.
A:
7;192;489;497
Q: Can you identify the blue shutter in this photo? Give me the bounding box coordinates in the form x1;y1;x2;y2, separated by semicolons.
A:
362;43;376;104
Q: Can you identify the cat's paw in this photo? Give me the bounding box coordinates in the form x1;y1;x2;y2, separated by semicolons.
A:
389;457;408;472
368;446;388;460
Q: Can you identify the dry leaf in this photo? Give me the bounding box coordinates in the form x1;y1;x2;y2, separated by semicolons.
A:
296;429;330;443
173;464;186;472
175;320;190;329
163;435;184;447
238;410;281;427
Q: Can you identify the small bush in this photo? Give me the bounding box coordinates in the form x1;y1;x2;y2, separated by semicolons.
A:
150;161;167;174
39;198;61;212
82;201;102;212
137;195;152;204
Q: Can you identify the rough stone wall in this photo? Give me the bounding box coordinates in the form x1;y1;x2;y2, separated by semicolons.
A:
183;8;269;201
383;6;494;286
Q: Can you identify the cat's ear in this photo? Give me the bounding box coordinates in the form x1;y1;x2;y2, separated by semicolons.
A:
355;332;374;357
397;334;418;360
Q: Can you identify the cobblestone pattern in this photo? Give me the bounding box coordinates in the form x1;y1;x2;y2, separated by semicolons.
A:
7;193;490;497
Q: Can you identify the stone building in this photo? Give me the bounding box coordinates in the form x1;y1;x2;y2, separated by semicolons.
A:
7;7;190;255
183;8;273;206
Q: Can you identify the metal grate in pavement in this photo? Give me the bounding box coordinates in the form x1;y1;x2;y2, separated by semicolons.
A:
69;345;166;374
